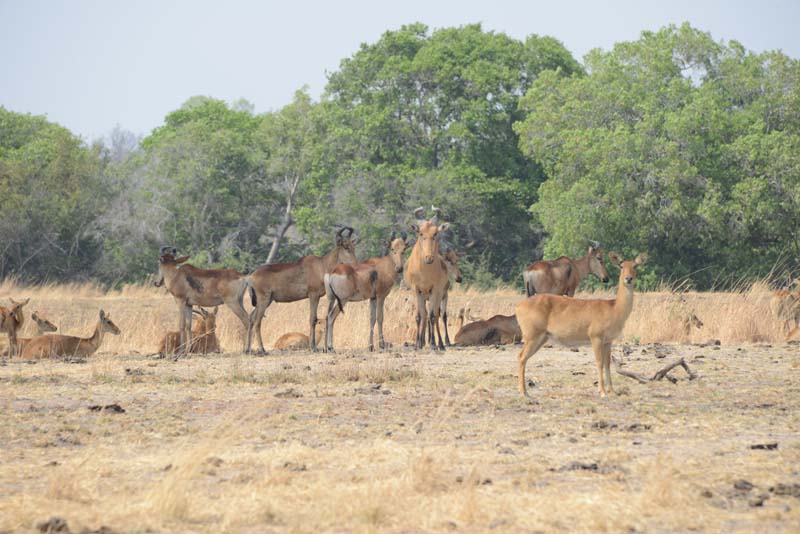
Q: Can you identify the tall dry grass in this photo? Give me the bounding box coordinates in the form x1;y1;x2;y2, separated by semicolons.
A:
0;276;788;355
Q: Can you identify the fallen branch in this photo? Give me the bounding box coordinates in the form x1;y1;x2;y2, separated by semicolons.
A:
612;356;696;384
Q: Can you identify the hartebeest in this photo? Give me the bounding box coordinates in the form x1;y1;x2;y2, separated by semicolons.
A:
3;311;58;357
155;247;251;356
0;298;30;356
454;314;522;346
247;226;358;353
438;249;464;346
516;252;648;397
404;207;451;350
158;307;220;357
21;309;121;359
523;241;609;297
323;233;408;352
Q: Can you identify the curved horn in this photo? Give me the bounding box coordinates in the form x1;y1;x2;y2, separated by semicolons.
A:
390;230;396;241
160;245;175;255
345;226;355;238
413;207;425;219
431;205;443;218
335;226;346;238
587;238;601;249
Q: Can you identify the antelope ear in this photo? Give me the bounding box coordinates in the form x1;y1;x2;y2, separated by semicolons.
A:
99;309;106;320
350;237;359;246
175;256;190;264
608;252;623;267
409;223;419;233
438;222;450;232
634;252;649;266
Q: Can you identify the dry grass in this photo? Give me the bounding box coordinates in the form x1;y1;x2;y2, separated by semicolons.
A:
0;279;799;532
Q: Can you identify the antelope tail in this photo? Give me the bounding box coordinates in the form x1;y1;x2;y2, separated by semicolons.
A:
524;274;536;298
325;274;345;314
249;285;257;307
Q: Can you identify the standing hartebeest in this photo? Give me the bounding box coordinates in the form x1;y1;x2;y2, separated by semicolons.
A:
438;249;464;346
246;226;358;353
404;207;451;351
323;233;408;352
523;240;609;297
515;252;647;397
0;298;30;356
155;247;251;356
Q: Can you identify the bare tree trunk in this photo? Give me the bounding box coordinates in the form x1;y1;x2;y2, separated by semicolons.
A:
265;175;300;264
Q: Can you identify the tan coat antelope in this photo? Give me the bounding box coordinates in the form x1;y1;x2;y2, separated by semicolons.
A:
516;252;647;397
403;207;451;350
21;309;121;359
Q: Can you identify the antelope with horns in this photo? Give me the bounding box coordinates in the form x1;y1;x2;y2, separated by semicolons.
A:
159;307;220;358
454;314;522;346
323;233;408;352
0;298;30;356
247;225;358;354
155;247;251;356
523;240;609;297
21;309;121;359
3;311;58;357
404;206;451;350
515;252;648;397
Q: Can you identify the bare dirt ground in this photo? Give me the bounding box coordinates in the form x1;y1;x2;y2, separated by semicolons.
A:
1;284;799;532
2;340;799;532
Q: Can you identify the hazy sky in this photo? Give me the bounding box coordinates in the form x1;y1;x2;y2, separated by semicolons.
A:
2;0;798;141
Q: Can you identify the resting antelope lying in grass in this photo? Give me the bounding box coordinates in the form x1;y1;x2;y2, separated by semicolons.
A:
3;311;58;357
155;247;251;356
247;226;358;353
274;319;324;350
0;298;30;356
516;252;648;397
158;307;220;357
523;240;609;297
21;310;121;359
323;234;408;352
454;314;522;346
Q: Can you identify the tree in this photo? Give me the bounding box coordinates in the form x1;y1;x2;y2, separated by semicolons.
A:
515;23;800;288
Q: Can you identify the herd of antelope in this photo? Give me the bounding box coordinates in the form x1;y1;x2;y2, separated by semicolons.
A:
3;206;799;396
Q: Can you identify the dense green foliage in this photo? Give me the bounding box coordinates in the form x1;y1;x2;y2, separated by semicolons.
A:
1;23;798;288
515;23;800;288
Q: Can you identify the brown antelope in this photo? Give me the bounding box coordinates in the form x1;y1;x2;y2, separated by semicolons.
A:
155;247;251;356
438;249;464;346
516;252;648;397
323;234;408;352
403;207;451;350
682;312;704;336
3;311;58;357
0;298;30;355
523;240;609;297
247;226;358;353
274;319;324;350
158;307;220;357
454;314;522;346
770;286;800;336
21;309;121;359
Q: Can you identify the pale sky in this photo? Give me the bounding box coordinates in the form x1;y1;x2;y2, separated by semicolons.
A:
2;0;798;142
